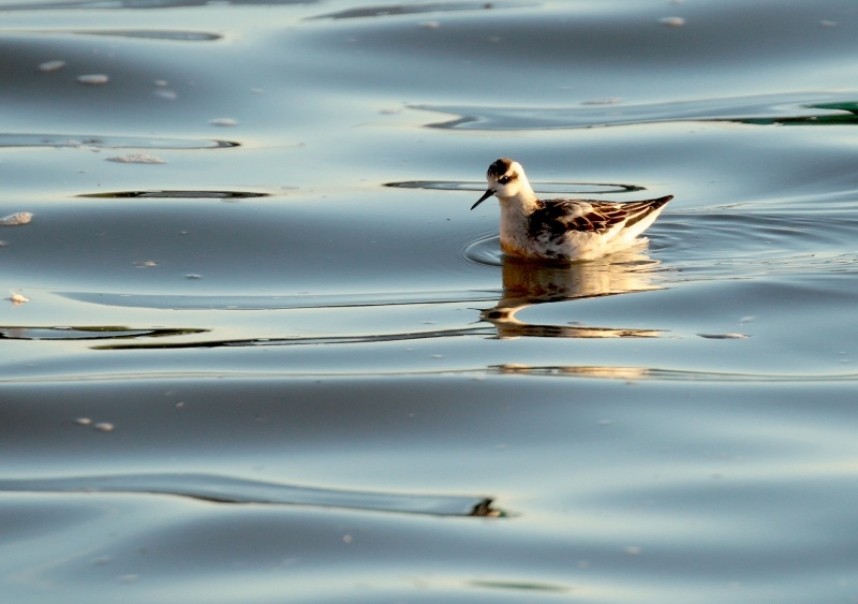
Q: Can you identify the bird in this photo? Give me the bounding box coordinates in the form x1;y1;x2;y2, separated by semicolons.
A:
471;158;672;262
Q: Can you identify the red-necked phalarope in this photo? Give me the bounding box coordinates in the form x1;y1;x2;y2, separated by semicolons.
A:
472;158;673;262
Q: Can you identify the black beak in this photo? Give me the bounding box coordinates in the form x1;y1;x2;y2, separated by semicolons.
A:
471;188;494;211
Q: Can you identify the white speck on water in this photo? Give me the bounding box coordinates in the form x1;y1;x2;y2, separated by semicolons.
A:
209;117;238;127
117;574;138;583
77;74;110;85
75;417;93;426
94;422;115;432
659;16;686;27
38;60;66;73
134;260;159;268
624;545;643;556
153;88;178;101
0;212;33;226
106;153;166;164
342;534;353;544
185;273;202;280
8;292;30;305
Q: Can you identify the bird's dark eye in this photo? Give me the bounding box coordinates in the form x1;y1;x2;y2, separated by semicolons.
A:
498;175;511;185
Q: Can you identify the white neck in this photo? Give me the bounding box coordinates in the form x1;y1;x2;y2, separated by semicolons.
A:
496;176;541;256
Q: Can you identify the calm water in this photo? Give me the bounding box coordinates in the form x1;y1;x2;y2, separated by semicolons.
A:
2;1;858;602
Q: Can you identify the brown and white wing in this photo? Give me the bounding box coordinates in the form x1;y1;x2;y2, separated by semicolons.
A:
528;195;672;240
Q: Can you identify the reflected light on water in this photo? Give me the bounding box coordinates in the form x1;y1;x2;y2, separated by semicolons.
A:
481;244;665;339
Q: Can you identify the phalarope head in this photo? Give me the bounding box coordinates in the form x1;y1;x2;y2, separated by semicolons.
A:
471;158;533;210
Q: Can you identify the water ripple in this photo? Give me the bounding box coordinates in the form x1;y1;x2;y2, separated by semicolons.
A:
488;364;858;383
0;133;238;149
309;2;531;21
385;179;644;195
69;29;222;41
78;190;268;199
0;0;315;10
0;473;501;517
59;290;500;310
463;233;502;267
413;92;858;130
0;325;206;341
91;326;494;350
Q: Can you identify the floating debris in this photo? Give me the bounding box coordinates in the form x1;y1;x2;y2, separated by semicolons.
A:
134;260;158;268
38;60;66;73
75;417;93;426
77;74;110;85
0;212;33;226
659;16;686;27
106;153;166;164
419;20;441;29
209;117;238;127
8;292;30;305
93;422;115;432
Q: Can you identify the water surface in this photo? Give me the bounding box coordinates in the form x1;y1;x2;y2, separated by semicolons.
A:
2;1;858;602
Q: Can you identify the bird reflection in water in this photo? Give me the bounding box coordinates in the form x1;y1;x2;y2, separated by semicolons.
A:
481;242;665;340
